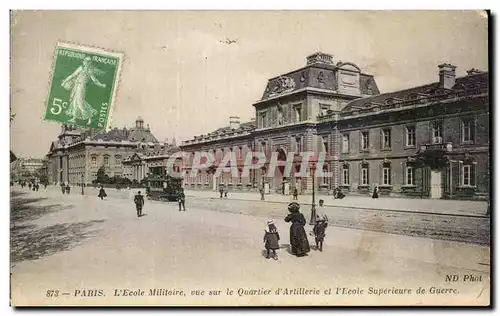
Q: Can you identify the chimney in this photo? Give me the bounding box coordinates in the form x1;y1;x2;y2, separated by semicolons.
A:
466;68;483;76
229;116;240;130
307;52;334;65
438;63;457;89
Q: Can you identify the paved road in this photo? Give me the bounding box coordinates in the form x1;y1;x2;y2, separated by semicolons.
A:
10;188;490;306
180;196;490;246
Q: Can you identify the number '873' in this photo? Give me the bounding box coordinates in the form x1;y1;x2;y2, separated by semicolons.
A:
50;98;68;115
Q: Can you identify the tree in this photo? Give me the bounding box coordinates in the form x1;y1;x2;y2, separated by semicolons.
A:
96;165;107;184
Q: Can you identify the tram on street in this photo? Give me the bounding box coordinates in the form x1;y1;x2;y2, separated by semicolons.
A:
145;174;183;202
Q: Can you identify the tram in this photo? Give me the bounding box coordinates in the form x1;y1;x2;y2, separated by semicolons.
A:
145;174;183;202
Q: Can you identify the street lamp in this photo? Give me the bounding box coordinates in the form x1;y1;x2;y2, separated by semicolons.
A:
309;160;317;225
81;174;84;195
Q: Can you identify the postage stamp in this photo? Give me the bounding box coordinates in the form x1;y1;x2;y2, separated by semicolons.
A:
43;42;123;131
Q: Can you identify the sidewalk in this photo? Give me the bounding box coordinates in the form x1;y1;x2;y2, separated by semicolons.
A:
184;189;488;217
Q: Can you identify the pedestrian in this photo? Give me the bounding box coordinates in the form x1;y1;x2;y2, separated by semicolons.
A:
372;185;379;199
335;187;345;199
65;184;71;194
178;188;186;211
44;183;47;189
313;215;328;252
98;186;107;200
219;187;223;198
293;188;298;200
284;202;311;257
260;187;265;201
61;183;65;194
35;183;39;192
263;219;280;260
134;191;145;217
318;199;324;207
28;182;32;190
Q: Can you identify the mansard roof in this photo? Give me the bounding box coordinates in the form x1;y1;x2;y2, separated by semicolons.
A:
259;56;380;101
344;72;488;111
91;126;159;143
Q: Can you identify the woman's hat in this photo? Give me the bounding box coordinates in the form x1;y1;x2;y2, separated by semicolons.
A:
288;202;300;212
267;219;274;225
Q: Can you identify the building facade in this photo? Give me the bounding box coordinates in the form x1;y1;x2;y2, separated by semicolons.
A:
10;157;46;181
180;53;489;200
46;117;165;185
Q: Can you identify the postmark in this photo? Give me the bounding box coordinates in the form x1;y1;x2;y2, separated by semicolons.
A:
43;42;123;131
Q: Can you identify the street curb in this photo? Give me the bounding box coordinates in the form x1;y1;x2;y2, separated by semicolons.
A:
185;195;488;219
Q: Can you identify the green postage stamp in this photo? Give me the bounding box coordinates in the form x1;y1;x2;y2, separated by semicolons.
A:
43;42;124;130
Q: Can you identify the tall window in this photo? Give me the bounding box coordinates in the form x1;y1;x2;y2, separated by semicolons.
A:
342;134;349;153
406;166;415;185
322;165;329;185
382;162;391;185
382;129;391;149
115;155;122;166
361;131;369;150
103;156;109;165
462;164;475;186
432;121;443;144
342;164;350;185
91;156;97;166
406;126;416;147
462;118;474;142
323;137;329;153
295;137;302;153
259;112;267;128
294;106;302;122
361;163;369;185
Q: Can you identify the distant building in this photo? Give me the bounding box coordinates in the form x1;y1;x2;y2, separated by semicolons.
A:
180;52;489;200
45;117;168;185
11;157;46;181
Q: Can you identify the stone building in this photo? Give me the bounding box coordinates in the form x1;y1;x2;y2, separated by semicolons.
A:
122;144;182;183
180;52;489;200
46;117;164;185
10;157;46;181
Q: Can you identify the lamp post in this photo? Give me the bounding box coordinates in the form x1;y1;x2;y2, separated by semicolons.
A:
81;174;84;195
309;161;317;225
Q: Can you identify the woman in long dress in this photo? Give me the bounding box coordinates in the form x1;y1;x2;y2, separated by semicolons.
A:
284;202;310;257
61;56;106;125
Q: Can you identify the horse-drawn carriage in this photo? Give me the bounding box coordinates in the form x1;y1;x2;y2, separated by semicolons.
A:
145;174;183;202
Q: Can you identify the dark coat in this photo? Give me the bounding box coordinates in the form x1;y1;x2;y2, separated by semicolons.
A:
372;187;379;199
263;231;280;250
134;194;144;208
284;212;310;256
313;221;328;241
98;188;107;198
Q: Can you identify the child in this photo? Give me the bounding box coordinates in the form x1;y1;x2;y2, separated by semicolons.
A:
263;220;280;260
313;215;328;252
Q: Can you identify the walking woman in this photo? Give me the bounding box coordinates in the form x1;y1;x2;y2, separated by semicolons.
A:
284;202;310;257
98;186;107;200
372;185;379;199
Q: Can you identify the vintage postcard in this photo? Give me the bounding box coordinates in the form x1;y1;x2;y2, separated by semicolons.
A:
10;10;490;307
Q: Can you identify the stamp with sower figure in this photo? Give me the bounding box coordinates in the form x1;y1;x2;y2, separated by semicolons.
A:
44;42;123;130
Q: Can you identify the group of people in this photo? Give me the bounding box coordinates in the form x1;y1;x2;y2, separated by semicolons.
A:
60;183;71;194
132;188;186;218
263;202;329;260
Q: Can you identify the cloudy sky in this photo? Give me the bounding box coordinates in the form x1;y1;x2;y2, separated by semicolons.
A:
10;10;488;157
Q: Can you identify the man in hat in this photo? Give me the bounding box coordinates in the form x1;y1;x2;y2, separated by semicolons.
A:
134;191;145;217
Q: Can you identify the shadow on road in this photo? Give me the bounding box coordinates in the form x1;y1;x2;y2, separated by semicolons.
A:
10;192;105;264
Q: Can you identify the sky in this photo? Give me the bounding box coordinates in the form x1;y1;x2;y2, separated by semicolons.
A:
9;10;488;158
